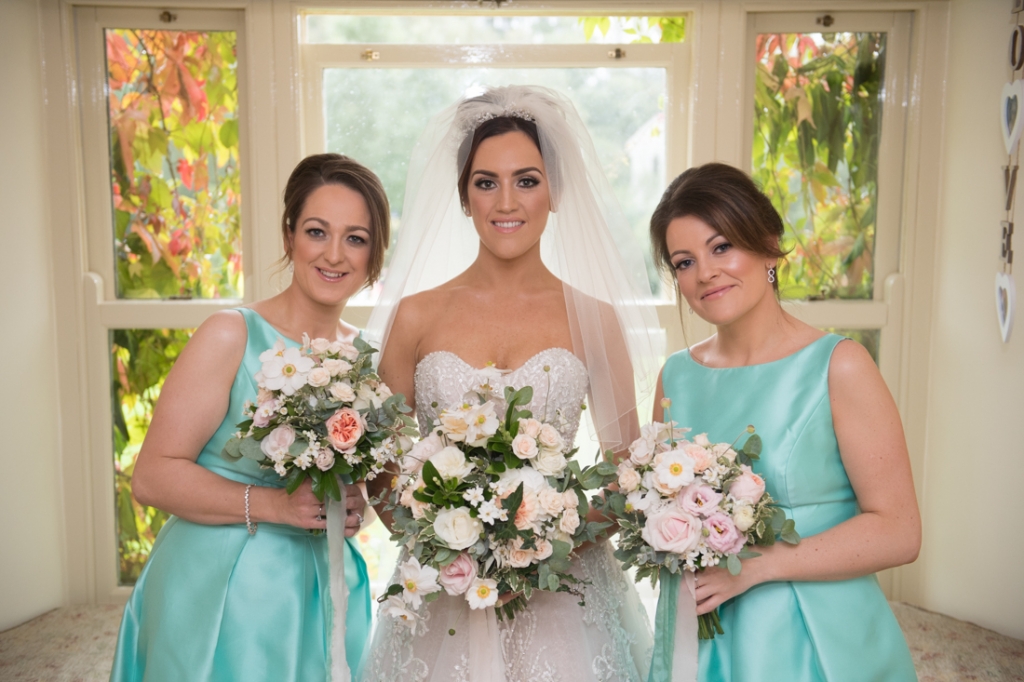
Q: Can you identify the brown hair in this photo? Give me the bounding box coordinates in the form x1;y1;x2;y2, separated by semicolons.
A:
457;116;543;211
650;163;786;291
280;153;390;286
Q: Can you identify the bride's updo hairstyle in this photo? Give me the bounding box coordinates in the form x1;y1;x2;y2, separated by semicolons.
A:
650;162;787;292
457;115;543;213
280;153;391;286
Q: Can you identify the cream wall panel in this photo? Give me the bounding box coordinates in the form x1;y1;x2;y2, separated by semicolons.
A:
918;0;1024;639
0;0;67;631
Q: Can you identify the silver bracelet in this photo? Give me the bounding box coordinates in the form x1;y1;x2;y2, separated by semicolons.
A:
244;484;258;535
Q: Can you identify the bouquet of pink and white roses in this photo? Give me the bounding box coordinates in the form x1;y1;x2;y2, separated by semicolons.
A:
381;385;614;630
595;401;799;639
222;334;416;502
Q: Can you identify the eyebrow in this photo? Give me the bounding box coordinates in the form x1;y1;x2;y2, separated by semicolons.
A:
471;166;544;177
669;233;723;258
300;217;370;232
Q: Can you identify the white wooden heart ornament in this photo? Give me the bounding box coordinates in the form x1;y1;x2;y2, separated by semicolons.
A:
1002;81;1024;155
995;272;1015;343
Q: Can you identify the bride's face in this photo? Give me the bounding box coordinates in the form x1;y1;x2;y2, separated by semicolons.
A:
464;130;552;261
666;214;777;326
286;183;372;307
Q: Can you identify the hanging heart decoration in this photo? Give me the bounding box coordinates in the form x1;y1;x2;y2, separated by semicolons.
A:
995;272;1016;343
1001;80;1024;155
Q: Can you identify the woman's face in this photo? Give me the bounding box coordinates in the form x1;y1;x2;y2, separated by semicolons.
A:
287;183;372;307
465;130;551;262
666;215;777;327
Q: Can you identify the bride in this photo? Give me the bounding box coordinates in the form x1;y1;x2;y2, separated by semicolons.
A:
362;85;660;682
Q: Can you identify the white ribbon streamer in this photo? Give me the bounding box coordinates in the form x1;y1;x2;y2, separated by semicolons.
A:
467;607;508;682
674;573;699;681
326;487;350;682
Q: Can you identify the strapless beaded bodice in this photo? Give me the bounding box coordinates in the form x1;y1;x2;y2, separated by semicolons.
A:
413;347;589;444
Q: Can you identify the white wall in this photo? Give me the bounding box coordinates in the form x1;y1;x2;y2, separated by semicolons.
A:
915;0;1024;640
0;0;66;631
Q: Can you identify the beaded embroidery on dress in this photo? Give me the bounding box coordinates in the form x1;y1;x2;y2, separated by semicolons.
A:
360;348;653;682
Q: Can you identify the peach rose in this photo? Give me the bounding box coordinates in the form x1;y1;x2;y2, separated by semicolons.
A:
307;367;331;388
559;507;581;534
684;443;716;474
326;407;364;451
730;465;766;504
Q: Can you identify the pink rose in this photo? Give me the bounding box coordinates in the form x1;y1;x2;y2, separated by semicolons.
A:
641;507;701;554
730;466;766;504
438;552;477;596
326;407;364;451
684;443;716;473
704;512;746;554
677;484;723;518
252;398;281;428
260;424;295;462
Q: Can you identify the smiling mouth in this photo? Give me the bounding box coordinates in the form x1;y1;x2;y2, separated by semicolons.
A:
492;220;525;234
700;285;733;300
316;267;347;282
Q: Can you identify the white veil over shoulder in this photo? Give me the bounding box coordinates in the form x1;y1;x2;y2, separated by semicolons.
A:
366;85;662;451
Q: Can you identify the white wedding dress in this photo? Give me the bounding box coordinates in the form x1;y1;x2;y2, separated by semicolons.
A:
360;348;654;682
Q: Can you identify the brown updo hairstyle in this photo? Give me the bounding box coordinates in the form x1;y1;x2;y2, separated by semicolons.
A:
650;162;787;293
457;116;543;213
280;153;390;287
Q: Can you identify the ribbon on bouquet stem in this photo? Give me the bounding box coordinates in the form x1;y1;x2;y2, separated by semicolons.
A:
467;607;508;682
647;569;698;682
326;485;350;682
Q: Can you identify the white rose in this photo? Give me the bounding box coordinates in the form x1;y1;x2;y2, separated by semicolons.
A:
429;446;475;481
559;507;581;534
329;382;356;403
533;448;567;477
322;358;351;377
309;337;333;354
518;418;542;438
307;367;331;388
537;424;563;451
496;465;546;495
438;408;470;442
617;462;642;492
353;384;383;410
694;433;711;447
732;503;756;532
511;434;539;460
404;433;443;475
260;425;296;462
537;487;565;517
314;448;335;471
561;490;580;509
433;507;484;550
629;437;657;466
331;340;359;361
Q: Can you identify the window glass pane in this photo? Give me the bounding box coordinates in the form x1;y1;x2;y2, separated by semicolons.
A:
106;29;242;300
305;15;685;45
753;33;886;300
324;68;667;300
824;328;880;363
112;328;193;584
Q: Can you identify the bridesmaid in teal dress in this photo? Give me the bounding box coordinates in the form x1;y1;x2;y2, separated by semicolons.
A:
649;163;920;681
110;154;391;681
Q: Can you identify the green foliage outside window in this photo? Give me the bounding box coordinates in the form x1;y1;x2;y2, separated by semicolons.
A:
106;29;243;300
112;328;193;584
753;32;886;300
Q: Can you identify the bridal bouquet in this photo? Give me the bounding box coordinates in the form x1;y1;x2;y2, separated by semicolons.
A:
596;400;799;639
222;335;416;502
382;385;614;630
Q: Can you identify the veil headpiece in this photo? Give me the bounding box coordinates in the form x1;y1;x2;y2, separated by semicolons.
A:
367;84;662;451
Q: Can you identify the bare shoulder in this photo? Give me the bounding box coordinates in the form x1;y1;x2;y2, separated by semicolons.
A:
187;309;248;354
392;289;451;332
827;337;878;386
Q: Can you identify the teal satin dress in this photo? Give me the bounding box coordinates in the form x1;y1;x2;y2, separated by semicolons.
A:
661;335;916;682
110;308;371;682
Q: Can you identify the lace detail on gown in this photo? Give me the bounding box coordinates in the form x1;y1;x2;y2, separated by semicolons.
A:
360;349;653;682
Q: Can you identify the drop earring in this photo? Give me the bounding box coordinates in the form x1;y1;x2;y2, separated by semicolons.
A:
768;267;776;284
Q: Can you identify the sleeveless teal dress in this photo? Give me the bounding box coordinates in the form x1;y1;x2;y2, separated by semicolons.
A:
110;308;371;682
661;335;917;682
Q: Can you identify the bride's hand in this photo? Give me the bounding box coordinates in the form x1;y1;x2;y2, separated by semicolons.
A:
343;483;367;537
497;591;523;607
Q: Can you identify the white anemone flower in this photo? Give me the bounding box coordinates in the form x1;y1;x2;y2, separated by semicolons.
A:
398;557;441;609
260;347;315;396
384;595;420;631
466;577;499;609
